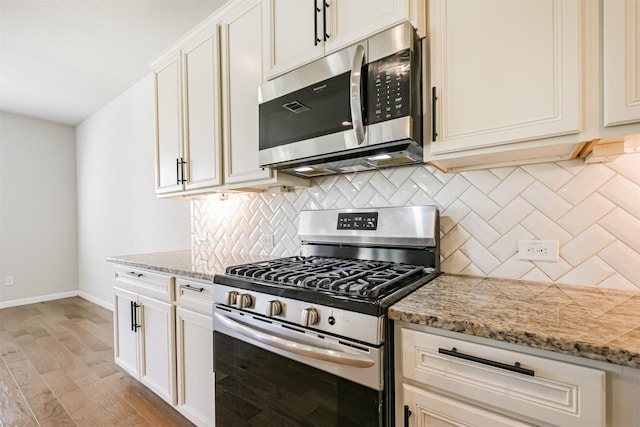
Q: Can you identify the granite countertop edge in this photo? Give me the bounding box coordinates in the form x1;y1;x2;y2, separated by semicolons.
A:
388;307;639;369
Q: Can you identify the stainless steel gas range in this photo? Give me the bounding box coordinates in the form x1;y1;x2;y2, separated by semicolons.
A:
212;206;440;426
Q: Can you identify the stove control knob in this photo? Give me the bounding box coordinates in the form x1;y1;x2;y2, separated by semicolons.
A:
237;293;253;309
301;308;319;326
225;291;238;306
266;300;283;317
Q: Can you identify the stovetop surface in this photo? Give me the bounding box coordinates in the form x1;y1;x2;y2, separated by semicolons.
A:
215;255;439;315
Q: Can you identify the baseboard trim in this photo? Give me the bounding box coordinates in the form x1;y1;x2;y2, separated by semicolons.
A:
79;291;113;311
0;290;80;309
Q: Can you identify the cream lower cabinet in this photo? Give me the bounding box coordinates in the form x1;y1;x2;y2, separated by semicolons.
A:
398;327;606;427
175;278;214;427
113;267;177;405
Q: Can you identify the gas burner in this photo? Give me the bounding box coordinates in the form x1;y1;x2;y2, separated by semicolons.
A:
225;256;433;299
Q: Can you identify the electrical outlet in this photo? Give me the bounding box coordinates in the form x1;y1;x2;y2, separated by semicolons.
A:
259;234;274;248
4;276;15;286
518;240;559;262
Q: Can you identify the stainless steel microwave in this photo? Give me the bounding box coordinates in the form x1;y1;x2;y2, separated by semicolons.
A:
258;22;424;178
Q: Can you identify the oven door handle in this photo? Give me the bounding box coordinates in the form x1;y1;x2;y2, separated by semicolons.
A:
214;312;375;368
349;44;366;146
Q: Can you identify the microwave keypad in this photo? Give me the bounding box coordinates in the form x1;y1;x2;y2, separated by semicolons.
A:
368;49;412;125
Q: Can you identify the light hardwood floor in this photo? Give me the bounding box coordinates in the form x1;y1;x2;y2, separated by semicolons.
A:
0;297;193;426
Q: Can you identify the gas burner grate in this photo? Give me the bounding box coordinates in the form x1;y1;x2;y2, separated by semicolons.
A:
225;256;431;298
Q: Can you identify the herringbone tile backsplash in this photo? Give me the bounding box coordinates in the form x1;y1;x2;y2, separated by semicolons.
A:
192;154;640;290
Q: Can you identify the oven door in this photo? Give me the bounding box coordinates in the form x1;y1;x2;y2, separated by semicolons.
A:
213;306;384;426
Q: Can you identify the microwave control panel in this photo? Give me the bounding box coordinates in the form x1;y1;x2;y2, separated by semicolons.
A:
368;49;412;125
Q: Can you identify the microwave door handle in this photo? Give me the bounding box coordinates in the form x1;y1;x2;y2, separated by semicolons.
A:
214;311;375;368
350;44;366;145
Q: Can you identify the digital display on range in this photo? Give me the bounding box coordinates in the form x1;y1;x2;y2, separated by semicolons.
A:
337;212;379;230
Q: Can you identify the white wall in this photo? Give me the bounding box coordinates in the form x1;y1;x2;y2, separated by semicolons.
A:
0;112;78;306
76;73;190;309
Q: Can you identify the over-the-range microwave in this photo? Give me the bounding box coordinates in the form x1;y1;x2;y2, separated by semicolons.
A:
258;22;425;178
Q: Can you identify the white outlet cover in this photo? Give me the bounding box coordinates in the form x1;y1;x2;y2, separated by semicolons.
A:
518;240;559;262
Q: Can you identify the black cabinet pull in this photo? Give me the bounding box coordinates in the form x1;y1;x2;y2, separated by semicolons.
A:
179;157;187;184
404;405;412;427
431;87;438;141
176;158;180;185
132;302;141;332
314;0;319;45
180;284;205;293
130;301;135;331
438;347;535;376
126;271;143;278
323;1;329;41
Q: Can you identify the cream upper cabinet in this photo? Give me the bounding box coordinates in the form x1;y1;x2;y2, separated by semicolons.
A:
221;0;276;184
427;0;580;157
182;28;223;191
153;23;221;196
263;0;425;79
155;54;184;194
603;0;640;127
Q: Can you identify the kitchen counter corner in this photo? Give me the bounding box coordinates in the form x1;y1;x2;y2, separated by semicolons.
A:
389;274;640;369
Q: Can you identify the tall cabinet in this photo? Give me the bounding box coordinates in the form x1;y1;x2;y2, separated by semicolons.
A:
154;23;222;195
151;1;307;198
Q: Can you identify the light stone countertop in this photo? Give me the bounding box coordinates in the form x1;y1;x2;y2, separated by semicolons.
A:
389;274;640;369
107;250;276;281
107;251;639;368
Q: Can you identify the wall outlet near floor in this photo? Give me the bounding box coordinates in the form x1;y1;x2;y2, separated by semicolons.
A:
259;234;274;249
518;240;559;262
4;276;15;286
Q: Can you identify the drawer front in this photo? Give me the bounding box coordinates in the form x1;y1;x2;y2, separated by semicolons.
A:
402;329;605;427
175;278;213;315
114;265;174;302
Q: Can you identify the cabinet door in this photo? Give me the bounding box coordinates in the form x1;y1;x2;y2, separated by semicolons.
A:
603;0;640;126
139;295;177;405
429;0;580;155
176;307;214;427
324;0;409;54
402;384;533;427
221;0;273;184
155;54;184;194
182;26;224;190
263;0;324;79
113;287;139;378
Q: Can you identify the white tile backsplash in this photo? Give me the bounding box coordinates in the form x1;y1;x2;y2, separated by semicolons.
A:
192;153;640;290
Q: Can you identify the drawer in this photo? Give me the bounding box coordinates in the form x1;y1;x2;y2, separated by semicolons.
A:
114;265;174;302
402;329;605;427
175;278;213;315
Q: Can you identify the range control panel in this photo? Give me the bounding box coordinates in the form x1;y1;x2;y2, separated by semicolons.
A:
337;212;379;230
367;48;412;125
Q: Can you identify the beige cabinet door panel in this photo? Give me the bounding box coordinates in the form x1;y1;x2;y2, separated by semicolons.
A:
429;0;580;155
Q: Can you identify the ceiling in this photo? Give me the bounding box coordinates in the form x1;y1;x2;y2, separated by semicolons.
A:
0;0;227;126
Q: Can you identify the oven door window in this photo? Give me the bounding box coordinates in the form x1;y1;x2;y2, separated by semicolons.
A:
214;332;382;426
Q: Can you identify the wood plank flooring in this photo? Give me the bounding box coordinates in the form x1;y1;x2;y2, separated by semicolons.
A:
0;297;193;426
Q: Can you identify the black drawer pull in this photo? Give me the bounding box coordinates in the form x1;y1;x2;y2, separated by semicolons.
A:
404;405;412;427
438;347;535;377
180;284;205;293
127;271;143;278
